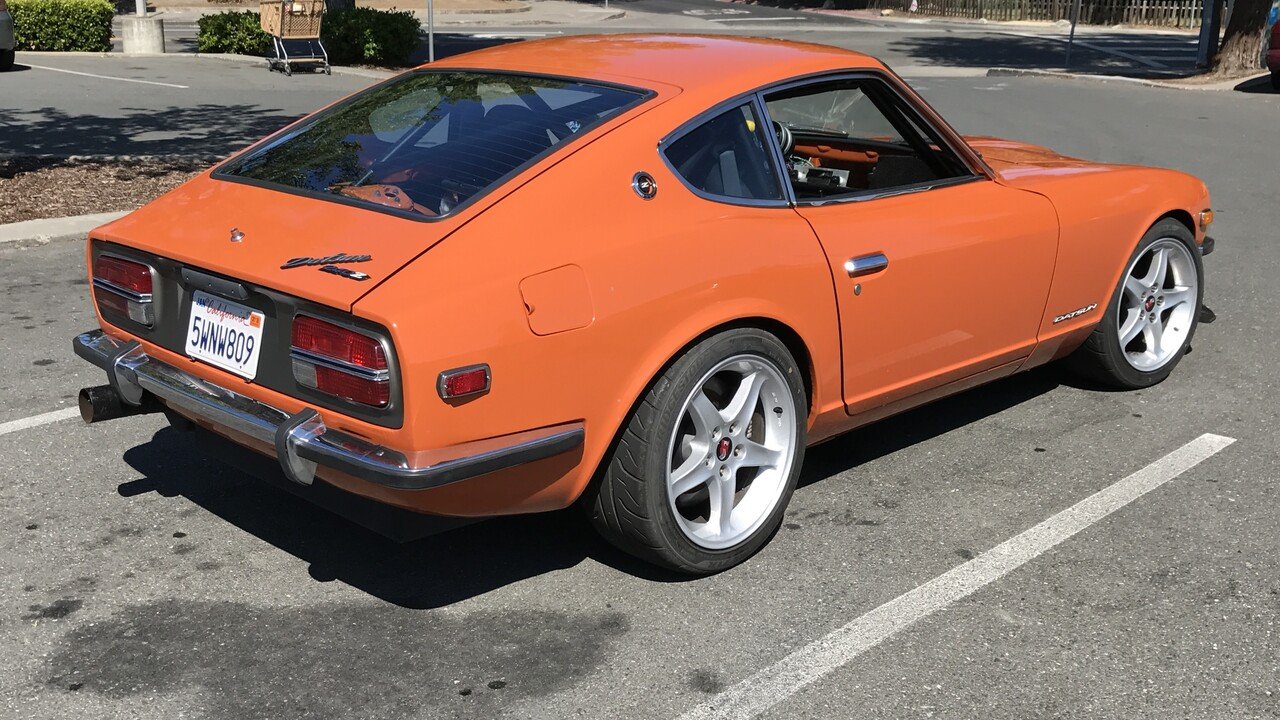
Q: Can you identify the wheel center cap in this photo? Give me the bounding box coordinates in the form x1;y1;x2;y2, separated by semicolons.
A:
716;437;732;462
1144;295;1157;312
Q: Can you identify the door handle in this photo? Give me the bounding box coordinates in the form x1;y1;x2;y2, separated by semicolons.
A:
844;253;889;278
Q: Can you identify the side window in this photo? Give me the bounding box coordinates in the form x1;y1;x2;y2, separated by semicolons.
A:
763;79;970;200
663;103;782;202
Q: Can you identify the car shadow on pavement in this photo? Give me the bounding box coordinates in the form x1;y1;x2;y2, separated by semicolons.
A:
116;365;1073;608
119;426;685;609
798;365;1064;488
1232;74;1278;94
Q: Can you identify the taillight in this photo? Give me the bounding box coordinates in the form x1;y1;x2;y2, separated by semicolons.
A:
290;315;391;407
93;255;155;326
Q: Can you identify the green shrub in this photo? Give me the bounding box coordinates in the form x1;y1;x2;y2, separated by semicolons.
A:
197;10;272;56
11;0;114;52
196;7;420;66
322;7;420;67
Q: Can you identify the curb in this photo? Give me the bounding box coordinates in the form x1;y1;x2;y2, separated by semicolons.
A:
987;67;1269;91
0;212;129;245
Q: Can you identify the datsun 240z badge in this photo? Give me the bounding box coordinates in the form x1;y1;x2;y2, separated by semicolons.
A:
280;253;373;280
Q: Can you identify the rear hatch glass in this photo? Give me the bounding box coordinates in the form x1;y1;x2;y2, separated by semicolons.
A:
216;71;649;220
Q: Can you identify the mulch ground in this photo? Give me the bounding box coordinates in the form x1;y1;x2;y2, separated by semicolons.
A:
0;157;205;225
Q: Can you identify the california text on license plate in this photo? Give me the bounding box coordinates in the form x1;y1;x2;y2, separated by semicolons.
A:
186;290;265;379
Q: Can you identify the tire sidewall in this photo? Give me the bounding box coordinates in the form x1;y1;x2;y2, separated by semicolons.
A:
1097;219;1203;388
643;329;807;574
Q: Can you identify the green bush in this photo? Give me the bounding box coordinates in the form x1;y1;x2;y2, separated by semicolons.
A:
11;0;114;52
322;7;420;67
197;10;271;56
196;7;420;66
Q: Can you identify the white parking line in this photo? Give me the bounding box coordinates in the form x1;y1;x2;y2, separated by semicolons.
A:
24;64;190;89
678;432;1237;720
0;408;81;438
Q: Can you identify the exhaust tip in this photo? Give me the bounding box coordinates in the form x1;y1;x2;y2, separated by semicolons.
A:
78;385;161;424
79;385;122;424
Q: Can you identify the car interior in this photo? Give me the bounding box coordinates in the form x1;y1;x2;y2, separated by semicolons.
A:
764;79;970;200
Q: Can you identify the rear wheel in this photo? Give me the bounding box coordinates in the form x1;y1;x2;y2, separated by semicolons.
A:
1066;218;1203;389
587;329;806;575
1271;71;1280;91
0;50;15;71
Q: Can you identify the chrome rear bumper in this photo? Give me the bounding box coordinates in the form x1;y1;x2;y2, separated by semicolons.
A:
72;329;584;490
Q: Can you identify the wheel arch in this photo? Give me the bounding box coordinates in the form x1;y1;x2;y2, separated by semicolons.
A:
573;314;818;507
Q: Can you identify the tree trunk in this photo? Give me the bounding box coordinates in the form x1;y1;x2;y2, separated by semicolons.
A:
1210;0;1270;75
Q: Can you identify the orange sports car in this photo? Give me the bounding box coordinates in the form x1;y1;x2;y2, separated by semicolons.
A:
73;35;1215;574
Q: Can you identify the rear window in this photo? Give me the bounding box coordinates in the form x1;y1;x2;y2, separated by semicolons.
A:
217;71;648;219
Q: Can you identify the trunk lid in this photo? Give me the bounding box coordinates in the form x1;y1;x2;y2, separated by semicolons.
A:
92;174;466;311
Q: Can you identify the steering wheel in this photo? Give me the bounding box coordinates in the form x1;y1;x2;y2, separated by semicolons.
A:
772;121;794;157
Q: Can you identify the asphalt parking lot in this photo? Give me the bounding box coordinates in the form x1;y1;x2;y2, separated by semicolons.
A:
3;42;1280;720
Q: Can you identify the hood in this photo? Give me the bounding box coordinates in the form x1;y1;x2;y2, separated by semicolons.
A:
963;135;1122;188
92;174;468;311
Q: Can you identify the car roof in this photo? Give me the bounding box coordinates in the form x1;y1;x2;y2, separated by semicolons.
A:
427;34;885;97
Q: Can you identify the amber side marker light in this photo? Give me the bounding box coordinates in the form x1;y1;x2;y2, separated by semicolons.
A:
1200;209;1214;231
438;364;491;400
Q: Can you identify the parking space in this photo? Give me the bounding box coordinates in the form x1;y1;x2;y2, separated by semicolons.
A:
2;67;1278;720
2;54;374;158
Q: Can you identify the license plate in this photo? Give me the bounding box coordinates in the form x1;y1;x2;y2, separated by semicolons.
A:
185;291;265;380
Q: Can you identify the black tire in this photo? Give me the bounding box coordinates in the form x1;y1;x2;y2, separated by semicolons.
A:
586;328;807;575
1065;218;1203;389
0;49;15;71
1271;71;1280;92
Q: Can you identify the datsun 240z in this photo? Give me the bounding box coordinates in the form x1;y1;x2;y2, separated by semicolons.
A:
74;35;1215;574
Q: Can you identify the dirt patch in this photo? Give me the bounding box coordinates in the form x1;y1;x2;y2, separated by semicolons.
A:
0;157;205;225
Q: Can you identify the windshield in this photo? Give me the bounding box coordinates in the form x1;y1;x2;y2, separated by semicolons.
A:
217;71;648;219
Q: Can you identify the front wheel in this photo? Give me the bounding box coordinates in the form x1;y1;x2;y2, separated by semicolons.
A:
0;50;15;71
1271;71;1280;92
1065;218;1203;389
586;329;807;575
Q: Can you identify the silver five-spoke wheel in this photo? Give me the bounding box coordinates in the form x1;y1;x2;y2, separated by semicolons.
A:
1117;238;1198;372
666;355;798;550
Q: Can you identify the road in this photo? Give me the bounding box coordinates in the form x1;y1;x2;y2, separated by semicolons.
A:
3;20;1280;720
113;0;1206;76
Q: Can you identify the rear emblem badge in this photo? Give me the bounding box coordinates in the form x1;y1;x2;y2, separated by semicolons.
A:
319;265;370;282
281;253;373;270
229;228;245;243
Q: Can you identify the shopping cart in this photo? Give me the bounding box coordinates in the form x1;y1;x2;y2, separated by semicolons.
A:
260;0;330;76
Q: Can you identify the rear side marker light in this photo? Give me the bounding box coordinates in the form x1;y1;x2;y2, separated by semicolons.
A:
438;364;491;400
290;315;391;408
93;255;155;326
1199;209;1214;231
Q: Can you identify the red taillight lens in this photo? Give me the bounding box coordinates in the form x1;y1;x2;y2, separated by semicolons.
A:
94;256;153;296
313;366;391;406
290;315;391;408
92;255;155;326
292;316;387;371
